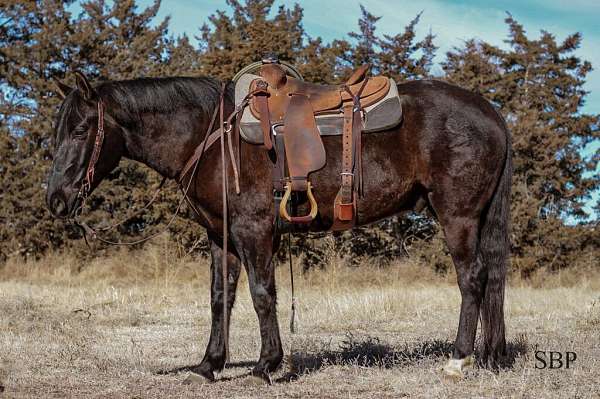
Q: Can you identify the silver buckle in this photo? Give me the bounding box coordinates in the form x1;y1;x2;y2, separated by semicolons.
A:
271;122;284;136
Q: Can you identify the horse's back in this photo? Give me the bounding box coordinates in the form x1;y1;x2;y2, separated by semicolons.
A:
397;79;507;147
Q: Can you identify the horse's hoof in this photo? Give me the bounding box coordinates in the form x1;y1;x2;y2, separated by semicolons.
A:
183;371;214;385
442;355;474;379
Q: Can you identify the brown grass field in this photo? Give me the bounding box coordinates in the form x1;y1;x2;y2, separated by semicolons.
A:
1;244;599;398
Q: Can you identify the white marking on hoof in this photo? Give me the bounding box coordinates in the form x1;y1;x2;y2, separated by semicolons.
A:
183;372;212;385
442;355;474;379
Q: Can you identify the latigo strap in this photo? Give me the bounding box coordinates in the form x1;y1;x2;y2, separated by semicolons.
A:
331;78;368;230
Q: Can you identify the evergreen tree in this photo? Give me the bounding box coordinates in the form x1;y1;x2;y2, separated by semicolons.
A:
346;5;381;71
1;1;596;276
197;0;305;79
443;15;599;274
378;14;437;81
0;0;205;259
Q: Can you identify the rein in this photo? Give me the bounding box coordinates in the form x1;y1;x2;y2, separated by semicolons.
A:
73;86;229;246
70;81;299;368
72;82;237;365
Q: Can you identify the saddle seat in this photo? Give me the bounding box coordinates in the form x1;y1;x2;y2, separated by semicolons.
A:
248;63;391;122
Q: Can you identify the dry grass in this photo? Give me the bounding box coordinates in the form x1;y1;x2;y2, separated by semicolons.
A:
1;244;599;398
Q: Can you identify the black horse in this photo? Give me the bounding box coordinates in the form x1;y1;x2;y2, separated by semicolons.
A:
47;71;511;381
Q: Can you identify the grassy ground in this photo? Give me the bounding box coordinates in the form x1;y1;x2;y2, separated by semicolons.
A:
0;246;599;398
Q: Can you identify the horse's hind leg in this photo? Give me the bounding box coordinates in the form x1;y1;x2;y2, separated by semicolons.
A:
192;237;242;381
430;194;486;377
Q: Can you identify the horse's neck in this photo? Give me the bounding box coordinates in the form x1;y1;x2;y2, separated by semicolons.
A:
122;107;214;180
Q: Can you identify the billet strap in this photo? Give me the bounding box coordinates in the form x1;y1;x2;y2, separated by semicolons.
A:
331;106;356;228
343;77;368;197
340;103;354;205
351;82;367;198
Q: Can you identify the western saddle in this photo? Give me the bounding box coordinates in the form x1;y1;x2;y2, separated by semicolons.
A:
232;58;402;230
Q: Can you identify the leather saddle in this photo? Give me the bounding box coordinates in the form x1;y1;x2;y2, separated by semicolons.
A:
235;59;402;230
248;64;391;123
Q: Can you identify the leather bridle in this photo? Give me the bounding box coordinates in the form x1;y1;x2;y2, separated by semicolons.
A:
70;83;299;364
77;100;105;205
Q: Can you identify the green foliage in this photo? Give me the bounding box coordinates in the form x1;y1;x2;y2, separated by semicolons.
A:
0;0;206;259
442;14;599;276
197;0;306;79
0;1;597;275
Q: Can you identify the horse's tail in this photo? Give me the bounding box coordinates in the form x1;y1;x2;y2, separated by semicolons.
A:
479;119;512;365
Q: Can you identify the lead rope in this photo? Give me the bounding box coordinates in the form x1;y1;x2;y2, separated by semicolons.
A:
288;232;298;334
75;147;200;246
85;176;167;233
218;83;230;365
75;88;224;246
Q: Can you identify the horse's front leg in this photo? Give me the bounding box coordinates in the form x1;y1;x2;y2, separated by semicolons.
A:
191;236;242;381
232;224;283;381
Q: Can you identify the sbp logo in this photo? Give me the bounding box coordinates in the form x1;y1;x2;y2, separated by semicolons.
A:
534;351;577;369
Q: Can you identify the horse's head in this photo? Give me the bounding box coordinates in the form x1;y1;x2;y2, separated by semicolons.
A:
46;72;125;218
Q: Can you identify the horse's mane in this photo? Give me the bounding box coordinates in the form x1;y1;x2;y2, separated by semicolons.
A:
55;76;233;142
95;77;232;130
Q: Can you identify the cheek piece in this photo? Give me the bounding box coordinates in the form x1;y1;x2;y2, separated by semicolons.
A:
75;100;105;213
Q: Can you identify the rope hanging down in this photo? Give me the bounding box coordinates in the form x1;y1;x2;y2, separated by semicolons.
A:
288;232;298;334
73;86;225;247
218;83;231;364
72;81;301;367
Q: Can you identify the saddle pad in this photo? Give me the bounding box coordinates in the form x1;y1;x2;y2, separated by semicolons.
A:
234;74;403;145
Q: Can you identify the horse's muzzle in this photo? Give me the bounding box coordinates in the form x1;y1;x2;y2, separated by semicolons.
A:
48;191;69;218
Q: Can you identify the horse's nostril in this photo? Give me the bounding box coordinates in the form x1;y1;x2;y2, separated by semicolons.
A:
50;193;68;218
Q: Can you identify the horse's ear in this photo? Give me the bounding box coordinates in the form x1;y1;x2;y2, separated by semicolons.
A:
74;71;96;101
53;79;73;100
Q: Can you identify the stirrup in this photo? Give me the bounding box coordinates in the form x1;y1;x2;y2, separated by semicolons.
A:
279;182;318;224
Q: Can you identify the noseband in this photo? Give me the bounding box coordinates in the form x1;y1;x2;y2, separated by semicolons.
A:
77;100;105;203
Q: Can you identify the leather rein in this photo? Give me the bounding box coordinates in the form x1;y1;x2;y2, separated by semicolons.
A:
71;83;297;364
73;83;241;246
